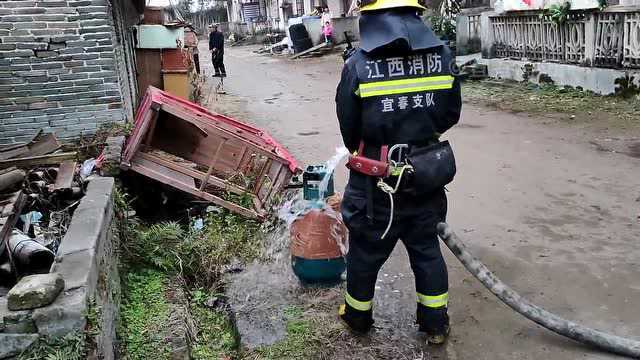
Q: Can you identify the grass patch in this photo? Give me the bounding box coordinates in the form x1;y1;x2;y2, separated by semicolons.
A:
18;332;88;360
115;185;263;359
119;269;172;360
247;305;323;360
463;80;640;132
190;290;239;360
117;187;262;288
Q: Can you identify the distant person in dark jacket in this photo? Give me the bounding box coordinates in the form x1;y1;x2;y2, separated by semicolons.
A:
208;24;226;77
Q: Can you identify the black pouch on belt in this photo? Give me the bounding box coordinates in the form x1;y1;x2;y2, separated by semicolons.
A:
406;140;456;195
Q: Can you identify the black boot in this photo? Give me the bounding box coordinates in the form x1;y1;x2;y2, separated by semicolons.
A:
417;305;450;345
339;303;374;334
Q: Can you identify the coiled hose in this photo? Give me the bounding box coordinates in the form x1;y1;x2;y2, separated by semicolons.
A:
437;223;640;358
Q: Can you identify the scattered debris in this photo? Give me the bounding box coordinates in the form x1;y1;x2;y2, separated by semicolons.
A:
121;86;299;219
290;43;329;60
8;230;54;275
0;131;61;161
53;161;77;191
0;130;91;289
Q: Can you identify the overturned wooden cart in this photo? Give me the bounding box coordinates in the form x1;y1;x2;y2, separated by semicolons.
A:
121;87;299;219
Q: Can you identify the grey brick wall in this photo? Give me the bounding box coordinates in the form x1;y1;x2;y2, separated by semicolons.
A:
0;0;138;145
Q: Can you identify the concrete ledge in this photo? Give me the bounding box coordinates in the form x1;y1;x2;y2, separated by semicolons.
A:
0;177;118;359
457;54;640;95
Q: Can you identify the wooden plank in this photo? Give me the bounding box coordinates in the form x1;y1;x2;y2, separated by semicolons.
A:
53;160;77;190
23;133;62;157
130;159;258;219
133;156;196;187
290;42;328;59
123;109;157;165
138;151;246;195
136;49;163;101
0;191;26;261
142;112;158;152
0;146;29;161
199;140;225;191
0;152;77;169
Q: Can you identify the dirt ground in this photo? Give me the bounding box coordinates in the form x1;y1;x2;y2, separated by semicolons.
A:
199;42;640;359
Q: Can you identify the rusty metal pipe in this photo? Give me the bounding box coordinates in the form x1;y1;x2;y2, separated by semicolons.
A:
437;223;640;358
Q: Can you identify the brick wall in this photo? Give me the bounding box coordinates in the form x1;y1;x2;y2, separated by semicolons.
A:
0;0;138;145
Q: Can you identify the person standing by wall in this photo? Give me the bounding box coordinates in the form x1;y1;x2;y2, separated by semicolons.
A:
208;24;227;77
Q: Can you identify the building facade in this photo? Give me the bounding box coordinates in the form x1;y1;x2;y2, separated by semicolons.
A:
0;0;143;145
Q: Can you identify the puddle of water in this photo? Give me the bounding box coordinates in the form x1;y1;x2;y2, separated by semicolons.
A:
628;142;640;158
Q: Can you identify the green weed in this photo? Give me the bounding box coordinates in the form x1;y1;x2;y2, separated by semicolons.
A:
119;269;172;360
248;305;322;360
18;332;87;360
190;301;238;359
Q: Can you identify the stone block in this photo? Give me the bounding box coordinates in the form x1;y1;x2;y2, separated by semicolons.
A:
72;53;99;60
69;0;92;6
0;50;35;58
59;47;85;55
3;36;37;43
32;63;63;71
83;32;111;40
77;6;108;14
59;73;88;81
51;248;98;291
26;75;57;83
34;50;57;58
80;19;109;27
33;14;67;21
44;7;77;14
13;7;46;14
2;1;36;8
47;22;80;29
71;65;101;73
7;273;65;311
37;1;68;7
3;309;37;334
74;78;103;86
0;334;39;358
51;34;80;42
17;42;49;50
0;44;17;51
80;27;113;35
32;287;87;338
1;15;34;22
13;22;47;29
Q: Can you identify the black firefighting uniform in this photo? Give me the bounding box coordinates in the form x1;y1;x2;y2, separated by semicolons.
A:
335;9;462;334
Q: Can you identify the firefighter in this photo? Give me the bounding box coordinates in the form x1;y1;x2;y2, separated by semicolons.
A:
335;0;462;345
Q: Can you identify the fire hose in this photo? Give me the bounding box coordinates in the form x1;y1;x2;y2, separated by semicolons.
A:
436;223;640;358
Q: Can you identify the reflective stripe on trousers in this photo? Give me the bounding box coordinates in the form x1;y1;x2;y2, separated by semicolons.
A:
417;292;448;308
345;292;373;312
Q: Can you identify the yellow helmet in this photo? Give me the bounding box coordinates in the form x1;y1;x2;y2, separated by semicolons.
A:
358;0;426;12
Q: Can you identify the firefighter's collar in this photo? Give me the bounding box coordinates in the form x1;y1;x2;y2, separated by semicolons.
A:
359;10;444;53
